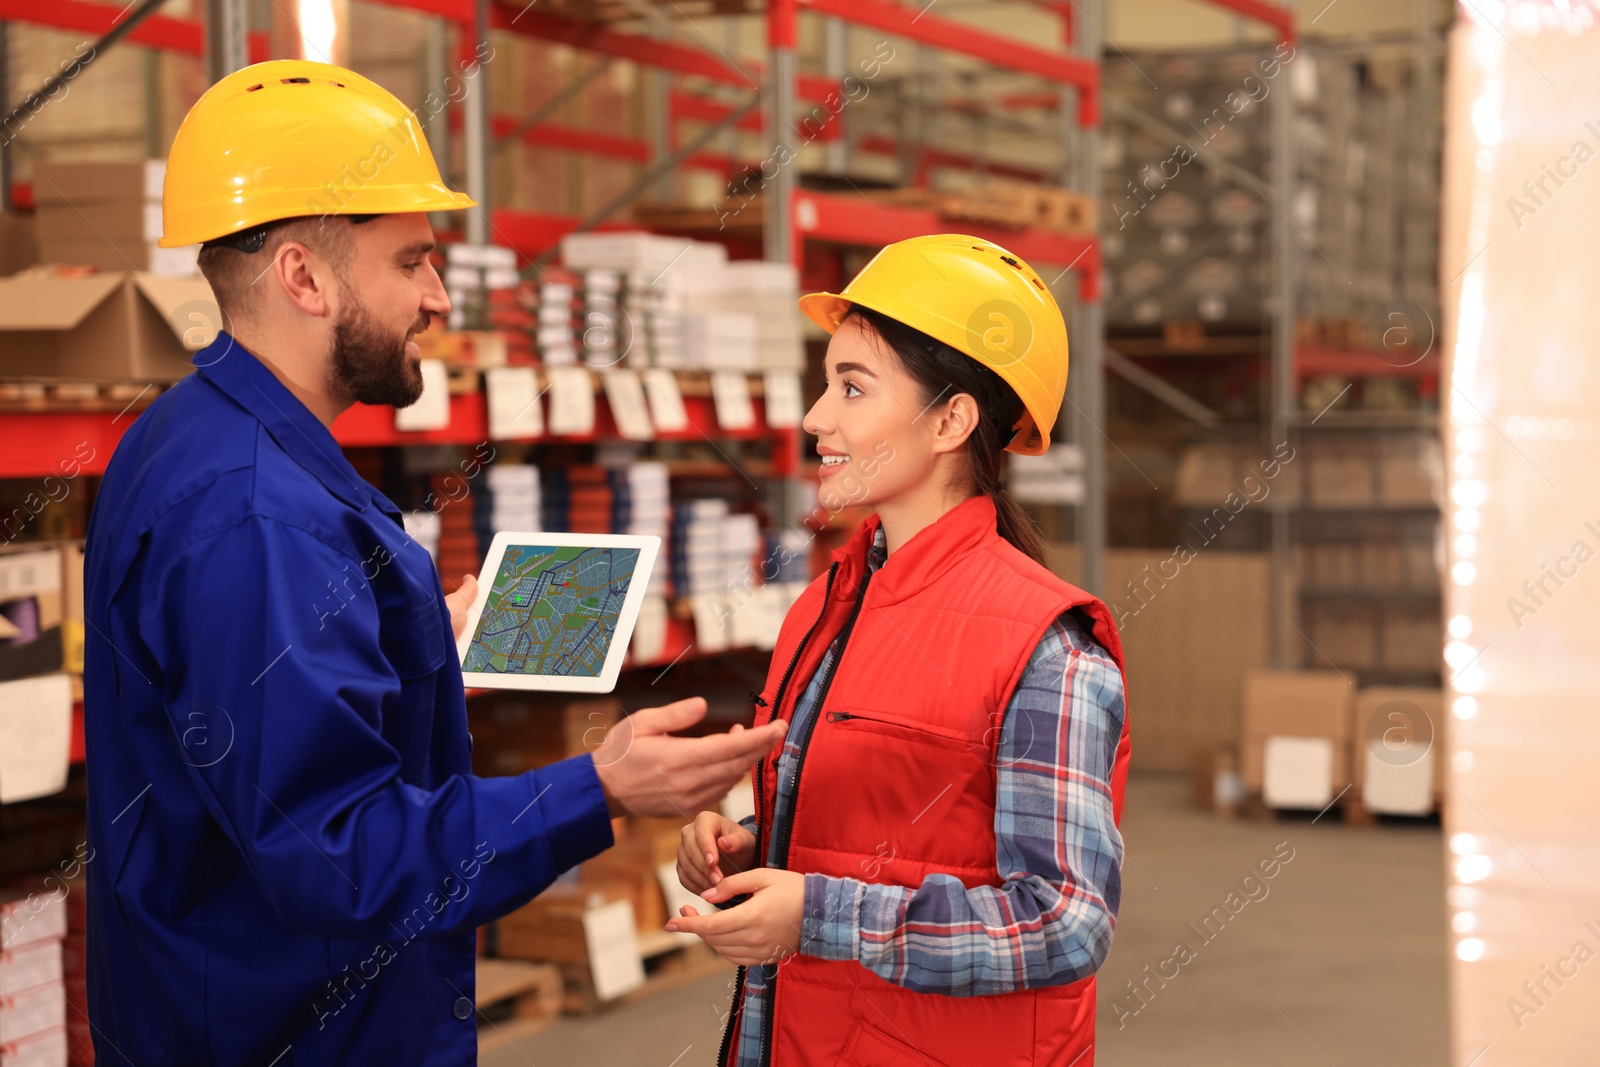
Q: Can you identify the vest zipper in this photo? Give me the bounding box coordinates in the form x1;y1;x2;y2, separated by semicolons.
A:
759;567;873;1067
717;562;839;1067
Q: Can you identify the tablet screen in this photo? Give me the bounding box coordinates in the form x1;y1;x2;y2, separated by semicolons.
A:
461;544;641;679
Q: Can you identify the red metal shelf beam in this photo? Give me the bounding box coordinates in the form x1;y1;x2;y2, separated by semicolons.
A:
795;0;1099;125
0;0;269;59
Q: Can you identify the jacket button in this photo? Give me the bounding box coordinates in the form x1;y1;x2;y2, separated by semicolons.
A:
453;996;473;1021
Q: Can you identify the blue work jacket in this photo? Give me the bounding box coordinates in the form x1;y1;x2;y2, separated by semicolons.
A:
82;333;614;1066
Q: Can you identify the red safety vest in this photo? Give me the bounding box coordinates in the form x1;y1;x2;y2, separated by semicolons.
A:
721;495;1132;1067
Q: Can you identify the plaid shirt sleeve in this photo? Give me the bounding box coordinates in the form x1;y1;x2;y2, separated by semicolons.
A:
798;610;1126;997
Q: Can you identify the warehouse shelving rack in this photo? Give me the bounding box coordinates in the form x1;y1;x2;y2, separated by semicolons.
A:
0;0;1113;585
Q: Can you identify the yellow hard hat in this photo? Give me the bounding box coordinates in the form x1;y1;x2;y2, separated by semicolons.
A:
798;234;1068;455
160;60;475;248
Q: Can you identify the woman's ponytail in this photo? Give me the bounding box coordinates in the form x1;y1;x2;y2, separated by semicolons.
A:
843;306;1050;567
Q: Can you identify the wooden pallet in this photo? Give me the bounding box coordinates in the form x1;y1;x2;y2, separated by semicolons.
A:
474;958;565;1053
0;379;164;413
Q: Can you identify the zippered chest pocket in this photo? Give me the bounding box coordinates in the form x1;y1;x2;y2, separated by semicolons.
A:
823;709;976;754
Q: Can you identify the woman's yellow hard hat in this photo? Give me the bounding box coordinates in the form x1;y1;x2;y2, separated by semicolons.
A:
160;60;475;248
799;234;1069;456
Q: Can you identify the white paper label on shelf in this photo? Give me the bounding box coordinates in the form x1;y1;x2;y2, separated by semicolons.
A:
393;359;451;431
630;594;668;664
1261;735;1334;810
581;899;645;1001
485;366;544;440
0;674;71;805
711;371;756;431
546;366;596;436
601;369;654;441
642;368;690;433
763;371;803;429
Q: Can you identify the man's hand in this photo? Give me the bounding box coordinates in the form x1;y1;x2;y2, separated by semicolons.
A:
677;810;756;895
666;868;805;966
591;698;786;818
446;574;478;641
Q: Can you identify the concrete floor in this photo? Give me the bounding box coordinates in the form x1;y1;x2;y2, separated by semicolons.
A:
481;772;1449;1067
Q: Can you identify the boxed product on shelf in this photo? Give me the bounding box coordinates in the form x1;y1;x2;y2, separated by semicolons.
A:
1306;436;1375;508
678;312;758;372
1305;602;1377;670
0;269;217;382
443;243;520;332
536;277;581;367
0;1024;66;1067
0;942;61;998
1375;432;1443;507
0;889;67;949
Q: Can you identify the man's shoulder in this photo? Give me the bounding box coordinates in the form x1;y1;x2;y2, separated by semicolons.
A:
98;376;360;562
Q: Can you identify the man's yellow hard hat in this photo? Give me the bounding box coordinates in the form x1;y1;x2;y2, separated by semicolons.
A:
798;234;1069;456
160;60;475;248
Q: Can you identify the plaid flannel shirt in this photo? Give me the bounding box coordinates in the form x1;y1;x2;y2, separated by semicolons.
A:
730;530;1126;1065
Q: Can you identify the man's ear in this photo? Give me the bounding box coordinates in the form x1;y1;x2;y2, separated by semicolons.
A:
271;241;334;318
928;392;981;455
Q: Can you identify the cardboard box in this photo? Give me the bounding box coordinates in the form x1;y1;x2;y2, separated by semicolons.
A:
0;271;216;381
1376;433;1442;507
1239;670;1354;791
1351;687;1444;795
1380;607;1443;672
1241;735;1349;797
0;549;63;683
470;697;622;777
1307;604;1377;669
1307;438;1375;507
496;881;634;965
30;160;164;206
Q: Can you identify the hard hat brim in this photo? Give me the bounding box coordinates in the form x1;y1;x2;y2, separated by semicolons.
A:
158;187;478;248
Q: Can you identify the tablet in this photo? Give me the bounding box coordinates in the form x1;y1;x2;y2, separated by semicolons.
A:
455;532;661;692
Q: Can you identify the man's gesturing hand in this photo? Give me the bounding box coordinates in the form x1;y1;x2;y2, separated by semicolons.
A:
591;698;786;818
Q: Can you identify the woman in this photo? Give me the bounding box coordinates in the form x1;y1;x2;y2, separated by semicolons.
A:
670;234;1132;1067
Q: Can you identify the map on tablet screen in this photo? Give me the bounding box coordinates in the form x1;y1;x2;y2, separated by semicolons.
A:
462;544;640;678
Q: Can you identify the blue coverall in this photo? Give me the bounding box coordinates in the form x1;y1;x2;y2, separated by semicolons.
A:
82;333;614;1065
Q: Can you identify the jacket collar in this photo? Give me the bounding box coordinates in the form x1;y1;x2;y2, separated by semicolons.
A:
829;495;998;607
194;331;381;514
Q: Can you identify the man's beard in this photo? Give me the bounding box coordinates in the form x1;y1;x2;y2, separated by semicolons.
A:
328;298;429;408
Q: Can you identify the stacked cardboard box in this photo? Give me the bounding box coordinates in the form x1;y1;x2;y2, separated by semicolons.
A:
0;270;216;382
1350;687;1443;815
468;696;621;779
1239;670;1353;809
33;160;195;278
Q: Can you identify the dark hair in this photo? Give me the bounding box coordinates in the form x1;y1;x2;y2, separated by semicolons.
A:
844;305;1048;566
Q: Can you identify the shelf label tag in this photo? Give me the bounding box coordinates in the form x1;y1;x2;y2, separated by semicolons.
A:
601;369;654;441
485;366;544;440
711;371;756;431
643;368;690;433
547;366;596;436
393;359;451;431
763;371;803;429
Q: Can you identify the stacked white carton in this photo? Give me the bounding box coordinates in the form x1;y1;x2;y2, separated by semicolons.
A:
443;243;519;331
484;465;541;534
0;891;67;1067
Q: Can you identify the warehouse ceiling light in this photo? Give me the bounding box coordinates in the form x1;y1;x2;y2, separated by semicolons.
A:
299;0;339;64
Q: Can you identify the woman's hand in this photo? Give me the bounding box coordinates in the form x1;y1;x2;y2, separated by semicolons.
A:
677;810;756;895
666;869;805;966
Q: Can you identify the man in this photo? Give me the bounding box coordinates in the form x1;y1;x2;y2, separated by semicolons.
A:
82;60;784;1066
